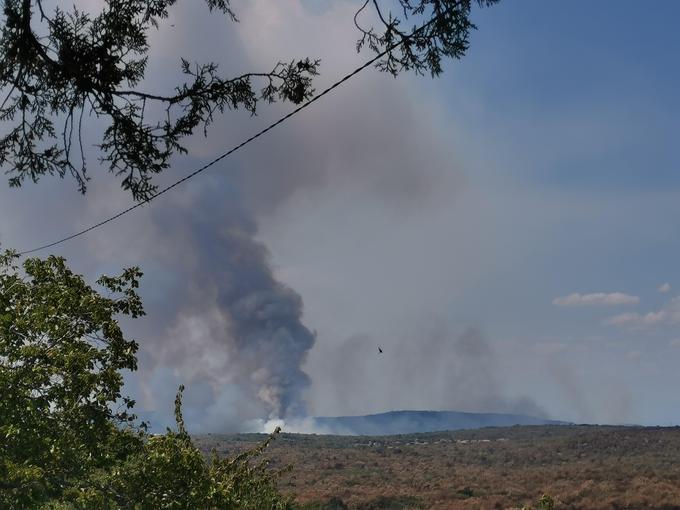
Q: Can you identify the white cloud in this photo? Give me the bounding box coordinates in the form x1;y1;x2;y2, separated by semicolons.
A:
658;282;672;293
605;297;680;328
553;292;639;307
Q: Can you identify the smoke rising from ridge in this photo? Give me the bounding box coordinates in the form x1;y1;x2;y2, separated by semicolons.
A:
135;192;315;423
306;325;546;420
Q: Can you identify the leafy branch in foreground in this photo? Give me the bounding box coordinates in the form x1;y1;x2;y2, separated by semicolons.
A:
91;387;292;510
0;250;145;506
355;0;500;76
0;249;291;509
0;0;319;200
0;0;499;201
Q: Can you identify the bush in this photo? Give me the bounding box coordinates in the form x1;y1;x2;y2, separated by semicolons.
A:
0;251;291;509
521;494;556;510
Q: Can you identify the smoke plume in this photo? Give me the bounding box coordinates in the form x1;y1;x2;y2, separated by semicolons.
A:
133;189;315;425
306;325;546;420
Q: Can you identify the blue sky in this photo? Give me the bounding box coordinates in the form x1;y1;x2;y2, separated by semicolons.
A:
463;1;680;324
465;0;680;190
428;0;680;423
1;0;680;431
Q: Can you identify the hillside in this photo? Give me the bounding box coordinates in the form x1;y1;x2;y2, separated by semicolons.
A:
196;425;680;509
311;410;565;435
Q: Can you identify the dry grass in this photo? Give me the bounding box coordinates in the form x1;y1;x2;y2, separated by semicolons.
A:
195;425;680;509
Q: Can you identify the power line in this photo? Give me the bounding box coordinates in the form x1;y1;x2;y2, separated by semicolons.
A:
18;15;438;256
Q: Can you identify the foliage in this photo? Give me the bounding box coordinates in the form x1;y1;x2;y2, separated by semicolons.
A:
0;0;319;200
354;0;500;76
0;249;144;507
0;0;498;200
521;494;556;510
74;388;292;509
0;250;293;509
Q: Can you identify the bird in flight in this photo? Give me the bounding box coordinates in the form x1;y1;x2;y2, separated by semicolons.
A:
378;347;383;354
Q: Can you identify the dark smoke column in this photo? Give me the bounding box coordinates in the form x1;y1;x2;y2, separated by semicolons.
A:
204;210;316;419
224;247;316;418
155;195;317;421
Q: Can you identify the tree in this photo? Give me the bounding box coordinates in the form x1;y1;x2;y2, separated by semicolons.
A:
0;249;292;509
0;250;144;506
0;0;498;201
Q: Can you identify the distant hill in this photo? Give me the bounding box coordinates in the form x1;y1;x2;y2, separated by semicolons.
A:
311;410;565;435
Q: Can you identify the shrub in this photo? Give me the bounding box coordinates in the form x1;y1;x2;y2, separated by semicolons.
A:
0;251;291;509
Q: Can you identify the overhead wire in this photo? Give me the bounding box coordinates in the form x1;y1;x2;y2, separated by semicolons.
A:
18;12;441;255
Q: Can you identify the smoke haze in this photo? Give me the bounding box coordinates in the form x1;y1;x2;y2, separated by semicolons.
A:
2;0;680;430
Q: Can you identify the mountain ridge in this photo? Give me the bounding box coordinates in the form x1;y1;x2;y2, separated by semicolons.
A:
311;409;566;435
